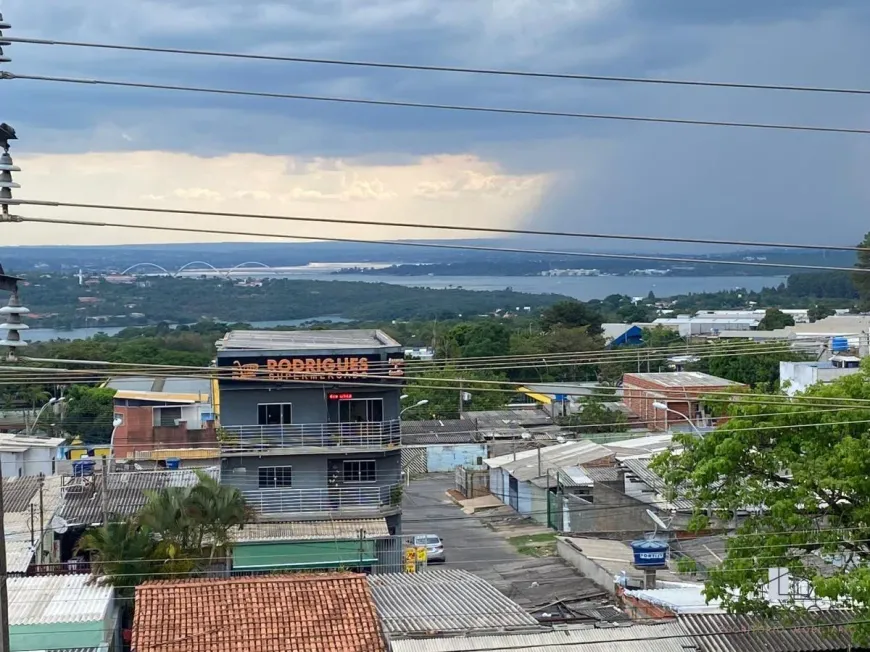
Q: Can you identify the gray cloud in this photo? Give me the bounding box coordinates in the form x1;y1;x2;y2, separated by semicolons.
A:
2;0;869;245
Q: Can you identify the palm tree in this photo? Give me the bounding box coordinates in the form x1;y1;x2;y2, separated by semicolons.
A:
187;470;253;566
75;518;157;599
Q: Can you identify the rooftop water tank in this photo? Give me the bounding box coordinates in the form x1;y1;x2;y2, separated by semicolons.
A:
630;539;669;568
72;460;95;477
832;336;849;352
165;458;181;470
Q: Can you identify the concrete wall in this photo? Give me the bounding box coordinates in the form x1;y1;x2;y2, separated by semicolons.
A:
1;448;56;478
425;444;487;472
556;538;618;595
529;483;549;525
218;386;400;425
517;479;533;516
566;482;656;533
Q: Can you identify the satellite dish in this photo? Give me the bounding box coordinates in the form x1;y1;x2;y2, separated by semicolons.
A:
646;509;672;537
50;515;69;535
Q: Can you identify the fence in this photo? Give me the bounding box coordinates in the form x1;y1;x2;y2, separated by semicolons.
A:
454;466;489;499
242;484;403;515
220;419;401;452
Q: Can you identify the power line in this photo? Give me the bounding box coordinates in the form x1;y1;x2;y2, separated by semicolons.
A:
7;35;870;97
13;199;868;253
4;72;870;136
16;215;870;274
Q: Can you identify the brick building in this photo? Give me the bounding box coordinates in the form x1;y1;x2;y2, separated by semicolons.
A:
622;372;745;431
107;376;216;463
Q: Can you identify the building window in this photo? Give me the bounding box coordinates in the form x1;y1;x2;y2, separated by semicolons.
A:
257;403;292;426
258;466;292;488
154;406;183;427
343;460;377;483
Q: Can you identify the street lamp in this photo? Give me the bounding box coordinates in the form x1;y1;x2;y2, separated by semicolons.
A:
108;416;124;460
28;397;67;437
400;394;409;401
400;399;429;416
651;401;703;436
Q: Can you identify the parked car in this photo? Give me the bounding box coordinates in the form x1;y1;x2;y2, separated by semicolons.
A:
413;534;445;563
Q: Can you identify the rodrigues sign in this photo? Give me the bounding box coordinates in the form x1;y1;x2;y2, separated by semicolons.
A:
220;354;405;383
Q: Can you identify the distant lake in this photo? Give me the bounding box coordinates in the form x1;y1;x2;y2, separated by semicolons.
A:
312;273;787;300
25;317;350;343
24;275;785;342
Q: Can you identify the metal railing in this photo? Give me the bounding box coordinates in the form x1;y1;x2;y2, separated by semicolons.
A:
220;419;401;452
241;483;403;515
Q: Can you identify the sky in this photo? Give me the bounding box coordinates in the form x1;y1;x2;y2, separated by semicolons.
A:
1;0;869;249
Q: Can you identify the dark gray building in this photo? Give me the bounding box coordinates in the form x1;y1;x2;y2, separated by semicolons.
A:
215;329;405;534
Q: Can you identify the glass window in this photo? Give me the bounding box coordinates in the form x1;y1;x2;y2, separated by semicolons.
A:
258;466;292;488
342;460;377;483
257;403;292;425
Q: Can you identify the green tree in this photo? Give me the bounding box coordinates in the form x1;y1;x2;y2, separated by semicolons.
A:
402;365;509;419
704;343;811;390
652;372;870;641
807;304;835;323
539;300;604;336
641;326;684;349
76;518;158;599
757;308;795;330
438;320;511;359
63;385;117;444
560;396;627;435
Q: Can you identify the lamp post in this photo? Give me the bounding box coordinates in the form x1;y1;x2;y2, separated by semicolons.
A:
28;397;67;437
108;417;124;460
651;401;703;436
400;399;429;416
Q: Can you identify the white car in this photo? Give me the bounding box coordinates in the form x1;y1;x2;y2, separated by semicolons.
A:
414;534;445;563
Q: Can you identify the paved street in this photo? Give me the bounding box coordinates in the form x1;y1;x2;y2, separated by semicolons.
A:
402;474;603;610
402;474;522;572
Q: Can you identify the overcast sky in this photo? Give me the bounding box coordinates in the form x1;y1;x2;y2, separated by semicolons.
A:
2;0;869;248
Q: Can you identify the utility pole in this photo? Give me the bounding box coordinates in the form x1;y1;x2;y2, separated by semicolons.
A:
0;18;16;651
101;456;109;524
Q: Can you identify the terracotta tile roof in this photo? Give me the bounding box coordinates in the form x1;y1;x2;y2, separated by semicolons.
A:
132;573;386;652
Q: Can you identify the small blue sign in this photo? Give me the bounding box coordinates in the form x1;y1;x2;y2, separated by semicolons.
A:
555;394;568;402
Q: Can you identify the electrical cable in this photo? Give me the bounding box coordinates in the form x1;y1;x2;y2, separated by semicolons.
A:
4;72;870;136
11;199;869;254
16;214;870;275
7;35;870;97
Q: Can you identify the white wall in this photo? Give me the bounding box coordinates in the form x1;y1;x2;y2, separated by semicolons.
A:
22;446;55;476
780;362;862;397
1;451;23;477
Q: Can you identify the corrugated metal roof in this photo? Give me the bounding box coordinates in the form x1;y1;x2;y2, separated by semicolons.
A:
402;420;479;444
679;611;856;652
580;466;622;483
490;441;614;482
620;457;695;512
7;574;113;625
552;466;595;488
623;372;743;388
232;519;389;543
217;328;400;351
367;569;540;635
4;476;64;573
1;476;41;512
389;621;693;652
0;433;66;448
106;376;211;395
61;468;220;526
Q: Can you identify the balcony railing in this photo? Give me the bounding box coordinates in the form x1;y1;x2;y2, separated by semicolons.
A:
241;483;402;515
219;419;401;453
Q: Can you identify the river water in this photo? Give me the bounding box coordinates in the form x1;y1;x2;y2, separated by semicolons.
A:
25;274;783;342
